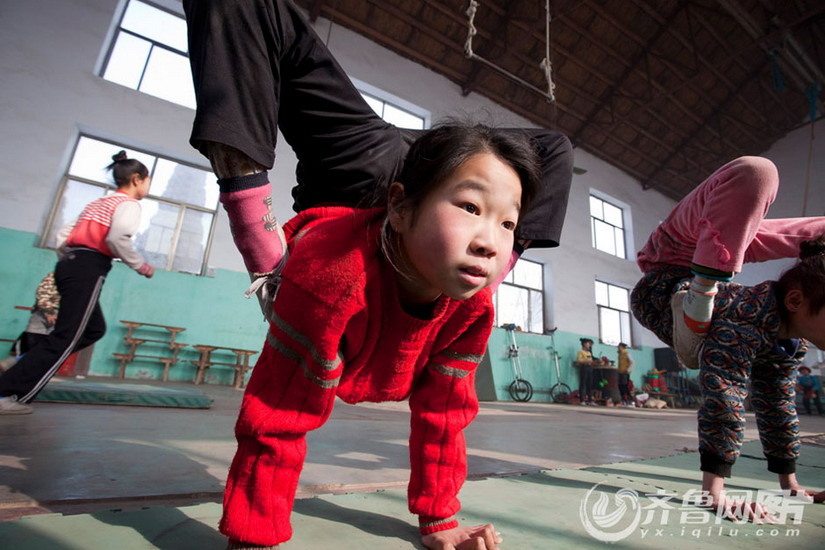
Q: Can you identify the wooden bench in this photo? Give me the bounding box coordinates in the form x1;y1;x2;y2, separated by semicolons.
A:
113;321;188;381
189;345;258;389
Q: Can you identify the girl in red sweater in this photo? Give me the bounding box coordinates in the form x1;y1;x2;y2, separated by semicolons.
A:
221;123;540;550
0;151;154;415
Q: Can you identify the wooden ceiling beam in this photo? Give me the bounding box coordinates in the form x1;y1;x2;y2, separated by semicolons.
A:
644;62;767;190
588;0;762;145
543;6;736;151
632;0;776;131
569;2;713;175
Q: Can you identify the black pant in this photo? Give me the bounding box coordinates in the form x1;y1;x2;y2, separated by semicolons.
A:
579;364;593;401
183;0;573;248
0;250;111;402
618;373;631;402
802;390;823;415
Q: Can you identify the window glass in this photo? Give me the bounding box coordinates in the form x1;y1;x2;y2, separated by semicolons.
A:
496;284;529;329
102;0;194;109
140;46;196;108
608;284;629;310
529;289;544;333
383;104;426;129
103;33;151;89
599;307;621;346
593;219;616;255
603;201;623;228
513;259;543;289
590;194;627;259
46;136;217;275
45;180;108;249
171;209;212;274
595;280;632;346
595;281;609;306
151;159;218;208
121;0;188;53
494;258;544;333
358;90;427;130
589;195;602;218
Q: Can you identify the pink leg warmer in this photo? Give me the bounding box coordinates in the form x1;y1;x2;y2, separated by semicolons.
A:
220;182;285;275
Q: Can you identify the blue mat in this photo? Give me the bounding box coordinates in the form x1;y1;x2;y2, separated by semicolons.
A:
37;379;213;409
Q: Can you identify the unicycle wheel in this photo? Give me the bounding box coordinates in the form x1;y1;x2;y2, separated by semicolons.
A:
508;378;533;402
549;382;572;404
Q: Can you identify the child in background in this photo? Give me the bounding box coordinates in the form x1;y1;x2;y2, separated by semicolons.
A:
0;152;154;415
218;123;538;550
631;156;825;520
182;0;573;308
0;272;61;373
617;342;634;407
796;366;823;416
574;338;599;405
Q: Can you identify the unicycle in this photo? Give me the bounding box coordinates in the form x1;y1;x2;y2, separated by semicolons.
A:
503;324;533;402
546;327;572;403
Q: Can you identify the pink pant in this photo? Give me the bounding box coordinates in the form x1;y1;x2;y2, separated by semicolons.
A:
637;156;825;276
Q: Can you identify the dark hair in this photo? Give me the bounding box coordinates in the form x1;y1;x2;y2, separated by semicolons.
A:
580;338;593;346
776;234;825;315
393;121;540;223
106;150;149;188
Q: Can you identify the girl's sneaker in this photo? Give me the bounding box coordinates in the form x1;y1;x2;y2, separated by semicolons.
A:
670;290;705;370
0;395;32;415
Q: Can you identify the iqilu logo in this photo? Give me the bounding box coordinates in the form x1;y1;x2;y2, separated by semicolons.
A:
579;482;642;542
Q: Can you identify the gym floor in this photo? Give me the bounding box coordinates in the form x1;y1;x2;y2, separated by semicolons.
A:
1;377;824;549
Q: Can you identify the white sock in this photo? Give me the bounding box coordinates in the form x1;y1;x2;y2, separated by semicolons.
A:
683;279;718;333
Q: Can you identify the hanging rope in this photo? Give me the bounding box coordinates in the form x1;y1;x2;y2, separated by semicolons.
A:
464;0;556;103
540;0;556;102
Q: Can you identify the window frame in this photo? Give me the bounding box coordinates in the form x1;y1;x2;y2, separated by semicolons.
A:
40;133;219;276
493;257;545;334
98;0;194;109
589;192;628;259
351;77;431;130
594;280;632;347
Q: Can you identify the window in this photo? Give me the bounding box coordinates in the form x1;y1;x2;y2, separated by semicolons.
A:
42;136;218;275
102;0;194;108
352;78;430;130
361;91;427;129
595;281;632;346
494;258;544;333
590;194;626;258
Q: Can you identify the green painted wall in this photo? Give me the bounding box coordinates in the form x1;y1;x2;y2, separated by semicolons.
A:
0;228;266;385
1;227;698;395
480;326;682;402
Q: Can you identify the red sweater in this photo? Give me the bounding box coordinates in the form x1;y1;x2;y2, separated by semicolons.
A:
220;207;494;546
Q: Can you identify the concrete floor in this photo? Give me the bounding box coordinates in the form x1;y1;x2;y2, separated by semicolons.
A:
1;376;824;548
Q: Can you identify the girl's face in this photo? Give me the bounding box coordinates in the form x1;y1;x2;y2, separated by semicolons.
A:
791;301;825;349
134;175;152;199
783;290;825;349
391;152;522;303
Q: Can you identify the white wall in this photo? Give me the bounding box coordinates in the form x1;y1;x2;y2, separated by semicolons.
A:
1;0;819;350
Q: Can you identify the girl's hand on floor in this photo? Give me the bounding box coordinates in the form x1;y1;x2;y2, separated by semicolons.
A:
421;523;502;550
713;495;777;524
785;486;824;503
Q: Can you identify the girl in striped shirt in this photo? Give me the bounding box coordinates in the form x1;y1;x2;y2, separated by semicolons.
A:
0;151;154;415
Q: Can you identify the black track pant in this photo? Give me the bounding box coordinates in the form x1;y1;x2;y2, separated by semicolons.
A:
184;0;574;248
0;250;111;403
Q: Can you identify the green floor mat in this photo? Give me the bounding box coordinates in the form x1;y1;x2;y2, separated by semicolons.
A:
2;443;823;549
36;379;213;409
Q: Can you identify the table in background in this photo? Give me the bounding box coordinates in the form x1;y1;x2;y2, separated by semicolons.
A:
190;345;258;389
